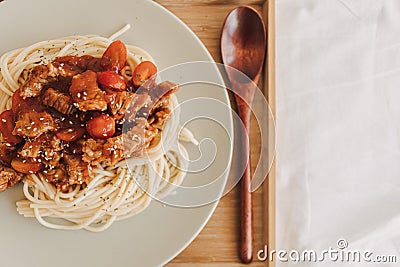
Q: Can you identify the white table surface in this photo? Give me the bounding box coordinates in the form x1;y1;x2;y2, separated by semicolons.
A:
276;0;400;266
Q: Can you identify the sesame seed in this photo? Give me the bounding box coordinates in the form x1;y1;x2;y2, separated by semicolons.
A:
1;119;6;123
31;121;35;125
77;93;81;98
33;127;37;131
39;118;44;121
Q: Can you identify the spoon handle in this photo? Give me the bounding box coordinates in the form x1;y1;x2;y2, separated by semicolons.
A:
236;96;254;263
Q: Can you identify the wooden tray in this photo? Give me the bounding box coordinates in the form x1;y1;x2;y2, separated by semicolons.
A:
154;1;276;266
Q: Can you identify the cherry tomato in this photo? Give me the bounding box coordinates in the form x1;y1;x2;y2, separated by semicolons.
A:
132;61;157;89
97;71;127;91
86;114;115;139
0;110;22;145
11;158;44;174
56;127;86;142
100;40;127;73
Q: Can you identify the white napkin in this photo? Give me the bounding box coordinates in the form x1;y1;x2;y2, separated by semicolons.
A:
276;0;400;266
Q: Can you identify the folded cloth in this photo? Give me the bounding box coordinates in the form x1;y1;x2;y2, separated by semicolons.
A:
276;0;400;266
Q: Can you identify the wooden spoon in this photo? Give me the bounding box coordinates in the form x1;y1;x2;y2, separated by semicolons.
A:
221;6;266;264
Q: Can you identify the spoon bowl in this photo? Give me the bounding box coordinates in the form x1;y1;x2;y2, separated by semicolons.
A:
221;6;266;83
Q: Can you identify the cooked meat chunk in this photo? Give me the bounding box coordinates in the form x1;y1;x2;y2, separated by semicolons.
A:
107;91;135;120
63;154;93;185
20;65;57;99
54;55;102;73
41;164;69;191
0;164;24;192
151;95;170;112
19;134;63;167
69;70;107;111
13;111;55;138
123;118;158;157
19;140;40;159
42;88;76;114
82;138;106;165
125;93;152;122
150;81;179;100
82;137;124;166
103;136;125;165
148;107;171;130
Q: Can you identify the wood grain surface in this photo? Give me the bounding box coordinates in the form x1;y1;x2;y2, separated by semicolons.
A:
154;1;273;266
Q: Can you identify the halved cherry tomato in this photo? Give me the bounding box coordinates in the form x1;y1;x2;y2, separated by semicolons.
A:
132;61;157;89
100;40;127;73
86;114;115;139
11;158;44;174
0;110;22;145
56;127;86;142
97;71;127;91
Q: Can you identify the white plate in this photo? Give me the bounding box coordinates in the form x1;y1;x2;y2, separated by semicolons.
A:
0;0;233;266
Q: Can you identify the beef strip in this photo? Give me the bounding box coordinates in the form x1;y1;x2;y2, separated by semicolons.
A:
63;154;93;185
41;164;69;192
13;111;55;138
20;65;57;99
82;137;125;166
19;134;63;167
107;91;135;120
151;94;170;113
125;93;152;122
148;107;171;130
82;138;106;165
69;70;107;112
0;164;24;192
103;135;125;165
149;81;179;101
123;118;158;157
54;55;102;73
42;88;76;115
